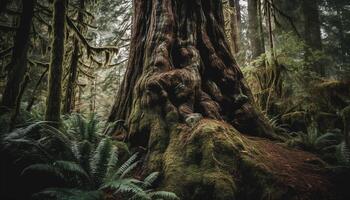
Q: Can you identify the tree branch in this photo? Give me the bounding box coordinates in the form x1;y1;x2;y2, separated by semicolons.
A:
66;16;119;54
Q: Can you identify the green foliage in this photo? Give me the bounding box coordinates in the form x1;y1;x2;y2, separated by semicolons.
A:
34;188;103;200
2;114;178;200
334;142;350;166
287;126;341;152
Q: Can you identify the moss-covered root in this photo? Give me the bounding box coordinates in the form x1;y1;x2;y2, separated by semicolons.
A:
147;119;335;200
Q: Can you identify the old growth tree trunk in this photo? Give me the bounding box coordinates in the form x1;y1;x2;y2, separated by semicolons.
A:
109;0;337;199
109;0;274;140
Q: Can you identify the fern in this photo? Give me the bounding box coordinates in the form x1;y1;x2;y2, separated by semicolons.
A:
34;188;103;200
53;160;90;180
90;138;112;185
142;172;159;188
148;191;180;200
22;163;65;179
100;178;144;195
105;146;118;180
23;161;90;182
3;120;179;200
115;152;138;177
335;142;350;166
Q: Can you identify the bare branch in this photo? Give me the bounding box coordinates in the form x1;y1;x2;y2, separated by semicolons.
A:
0;47;13;58
66;16;119;54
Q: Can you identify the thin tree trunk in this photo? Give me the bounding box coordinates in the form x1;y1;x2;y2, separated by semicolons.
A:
1;0;35;112
302;0;324;76
26;67;48;112
45;0;66;123
228;0;241;54
63;0;85;114
248;0;265;59
10;74;29;130
335;3;346;64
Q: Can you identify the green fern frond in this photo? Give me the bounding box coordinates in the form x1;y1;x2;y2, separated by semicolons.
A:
90;138;112;185
34;188;103;200
120;160;139;178
22;163;64;178
53;160;90;180
105;146;118;180
115;152;138;177
77;140;94;173
336;142;350;165
86;113;99;142
4;137;53;161
71;141;82;161
149;191;180;200
100;178;144;195
142;172;159;189
3;121;46;141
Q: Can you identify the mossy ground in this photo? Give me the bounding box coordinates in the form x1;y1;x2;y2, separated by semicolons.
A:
146;119;336;200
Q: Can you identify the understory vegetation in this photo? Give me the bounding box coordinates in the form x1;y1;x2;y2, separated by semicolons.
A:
1;113;179;200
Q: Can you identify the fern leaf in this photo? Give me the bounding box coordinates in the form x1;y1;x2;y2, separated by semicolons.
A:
142;172;159;189
54;160;90;180
115;152;138;177
101;178;144;195
149;191;180;200
34;188;103;200
22;163;64;179
90;138;112;185
105;146;118;181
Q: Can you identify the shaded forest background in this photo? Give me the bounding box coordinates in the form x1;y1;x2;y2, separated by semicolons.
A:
0;0;350;199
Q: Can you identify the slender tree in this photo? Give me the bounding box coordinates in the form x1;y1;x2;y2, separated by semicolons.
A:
248;0;265;59
302;0;324;75
228;0;241;54
45;0;66;123
0;0;35;112
63;0;85;114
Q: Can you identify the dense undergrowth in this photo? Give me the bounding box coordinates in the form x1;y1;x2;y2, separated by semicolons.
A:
0;112;179;200
241;32;350;168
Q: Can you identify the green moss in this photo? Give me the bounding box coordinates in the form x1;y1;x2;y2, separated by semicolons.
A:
144;119;332;199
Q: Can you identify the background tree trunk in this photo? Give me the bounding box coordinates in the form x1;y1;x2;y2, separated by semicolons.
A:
1;0;35;112
228;0;241;54
248;0;265;59
45;0;66;123
108;0;335;199
302;0;324;76
63;0;84;114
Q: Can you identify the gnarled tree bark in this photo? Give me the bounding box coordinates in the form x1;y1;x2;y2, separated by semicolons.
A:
109;0;274;140
108;0;338;199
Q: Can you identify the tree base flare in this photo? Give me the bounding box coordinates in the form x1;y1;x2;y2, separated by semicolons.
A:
146;119;335;200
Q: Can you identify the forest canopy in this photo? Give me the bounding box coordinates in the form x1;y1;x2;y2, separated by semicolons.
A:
0;0;350;200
